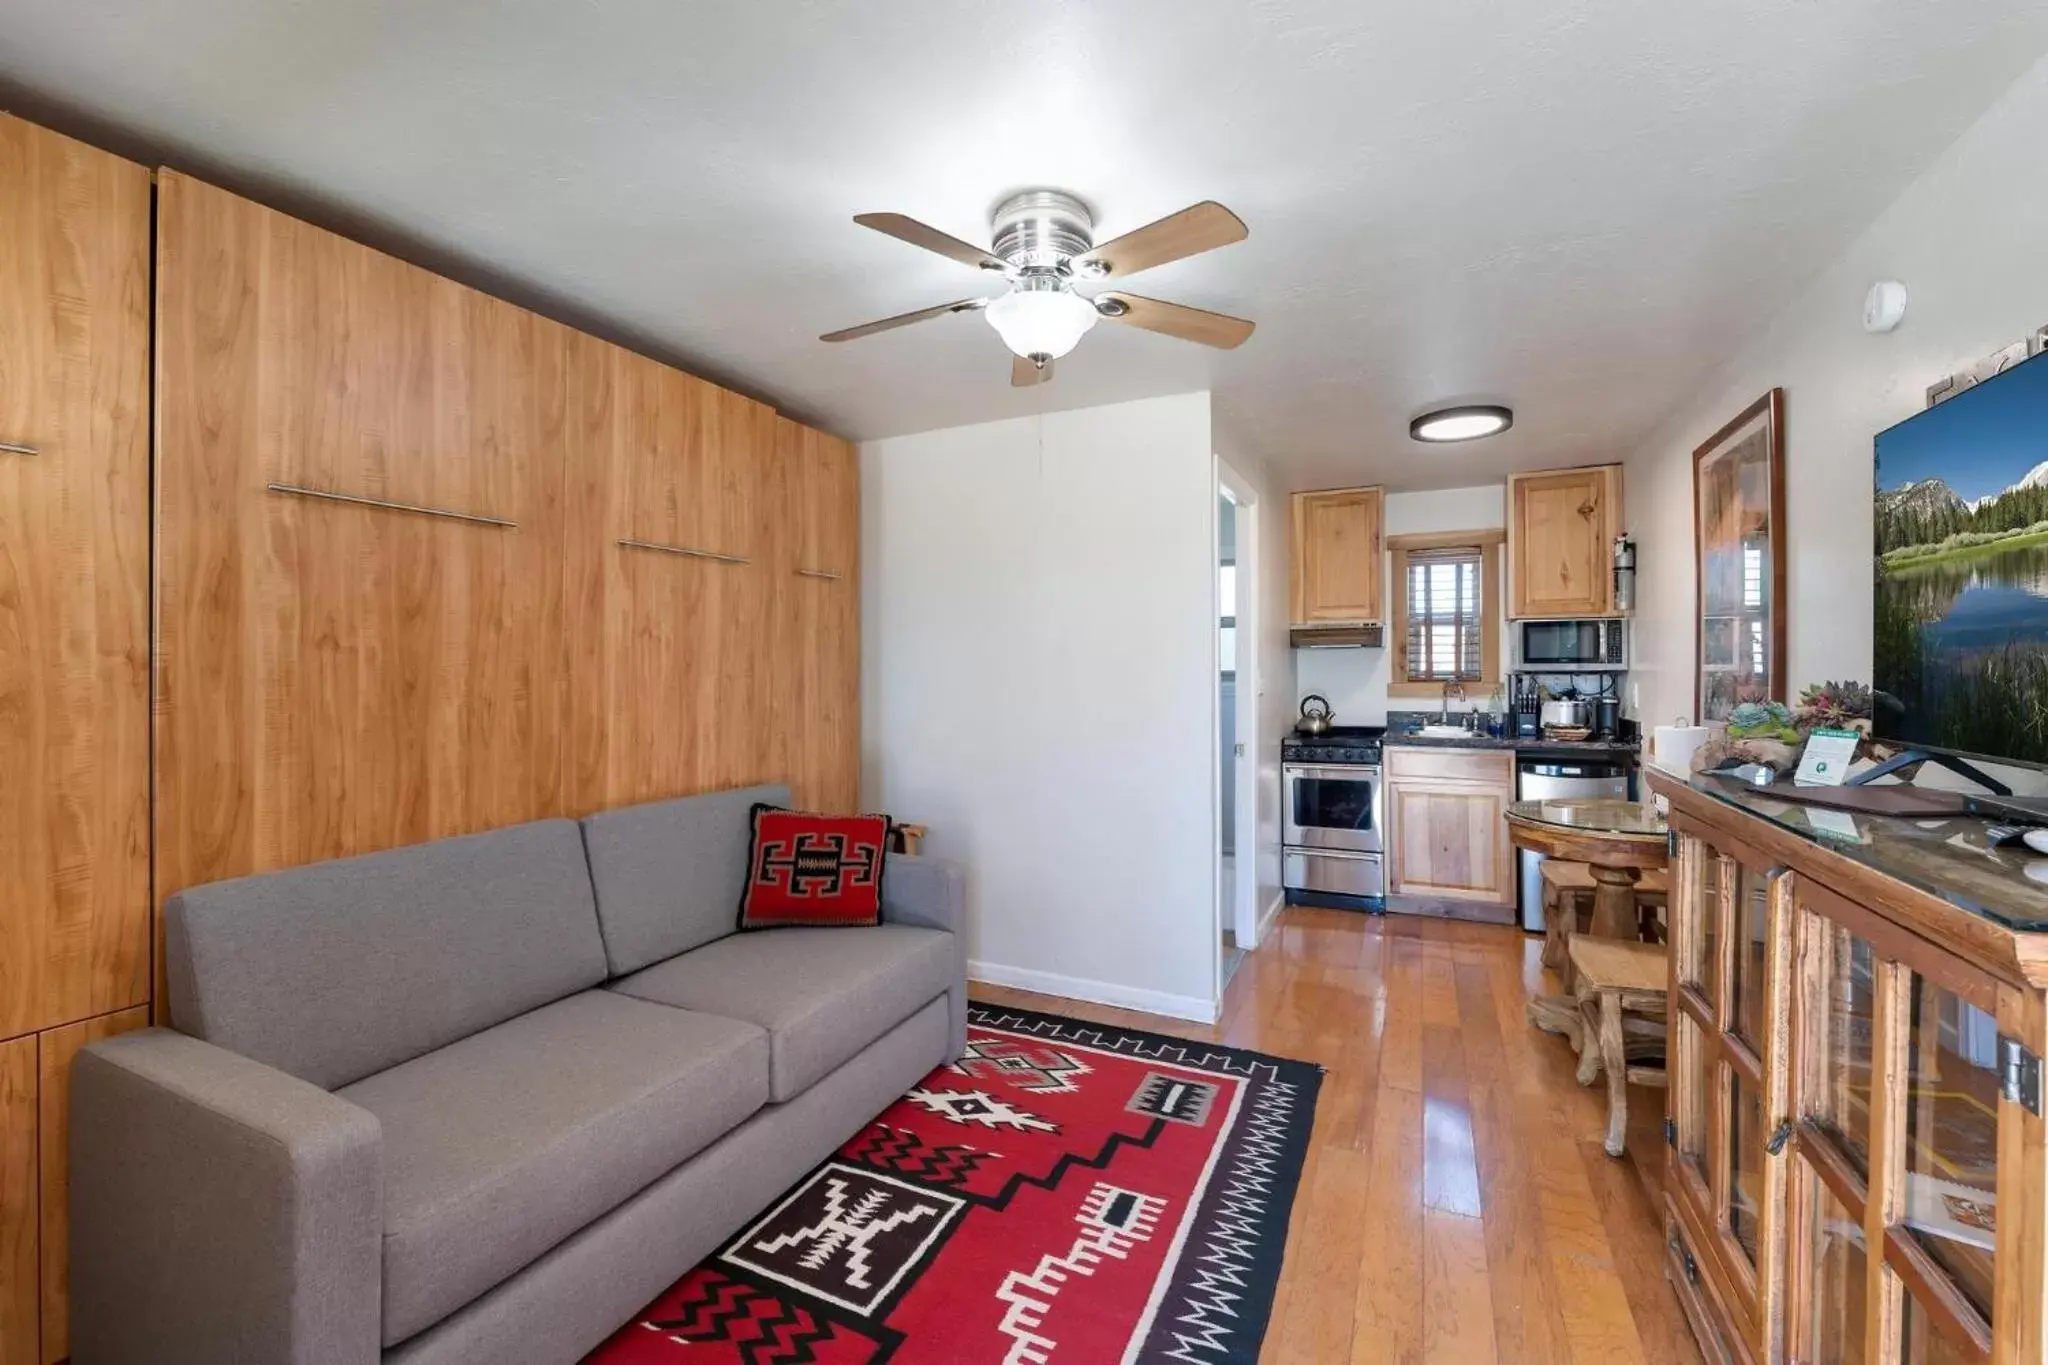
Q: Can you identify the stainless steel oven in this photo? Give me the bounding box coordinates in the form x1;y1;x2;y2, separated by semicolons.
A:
1283;763;1383;854
1512;617;1629;672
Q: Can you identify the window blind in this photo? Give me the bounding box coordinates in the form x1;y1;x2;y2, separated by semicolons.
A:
1405;547;1483;682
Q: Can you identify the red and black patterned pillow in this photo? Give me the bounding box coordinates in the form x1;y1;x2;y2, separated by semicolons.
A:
737;803;891;930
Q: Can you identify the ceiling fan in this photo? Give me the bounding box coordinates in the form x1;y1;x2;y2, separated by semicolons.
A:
821;190;1254;387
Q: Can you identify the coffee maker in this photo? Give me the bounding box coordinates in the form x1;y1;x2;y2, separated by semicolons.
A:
1594;695;1622;740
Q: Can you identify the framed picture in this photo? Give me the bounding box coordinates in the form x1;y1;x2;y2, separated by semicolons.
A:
1694;390;1786;721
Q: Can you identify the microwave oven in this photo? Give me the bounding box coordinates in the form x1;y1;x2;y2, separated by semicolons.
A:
1513;618;1628;672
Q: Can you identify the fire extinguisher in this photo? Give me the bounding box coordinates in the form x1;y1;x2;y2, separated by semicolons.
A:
1613;534;1637;613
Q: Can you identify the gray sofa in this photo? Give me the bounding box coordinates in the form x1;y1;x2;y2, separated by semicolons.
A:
69;784;967;1365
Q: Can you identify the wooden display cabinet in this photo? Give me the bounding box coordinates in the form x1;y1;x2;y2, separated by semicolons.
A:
1654;768;2048;1364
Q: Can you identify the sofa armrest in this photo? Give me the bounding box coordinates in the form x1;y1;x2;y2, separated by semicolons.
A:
70;1028;383;1365
883;854;969;1059
882;853;966;936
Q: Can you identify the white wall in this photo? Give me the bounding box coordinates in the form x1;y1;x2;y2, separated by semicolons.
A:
1628;52;2048;793
1215;432;1295;938
861;392;1222;1019
1296;484;1509;723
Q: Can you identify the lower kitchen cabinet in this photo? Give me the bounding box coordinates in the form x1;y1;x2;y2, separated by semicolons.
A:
1653;768;2048;1365
1384;746;1517;919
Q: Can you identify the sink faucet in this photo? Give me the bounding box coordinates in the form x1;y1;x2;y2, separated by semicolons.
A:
1440;679;1465;725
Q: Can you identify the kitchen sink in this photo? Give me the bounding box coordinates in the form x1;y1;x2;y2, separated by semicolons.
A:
1412;724;1479;738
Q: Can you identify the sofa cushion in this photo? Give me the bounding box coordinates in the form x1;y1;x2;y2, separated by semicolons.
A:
165;819;608;1090
338;990;768;1345
580;783;791;975
609;925;954;1101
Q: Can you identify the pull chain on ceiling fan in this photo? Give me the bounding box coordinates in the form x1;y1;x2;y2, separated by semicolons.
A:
821;190;1254;387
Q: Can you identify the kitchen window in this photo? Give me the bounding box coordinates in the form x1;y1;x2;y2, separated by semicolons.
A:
1388;529;1504;697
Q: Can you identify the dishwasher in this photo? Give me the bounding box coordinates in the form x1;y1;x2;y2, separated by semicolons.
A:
1517;756;1632;932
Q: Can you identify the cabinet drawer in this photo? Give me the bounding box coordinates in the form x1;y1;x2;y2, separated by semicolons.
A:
1384;745;1514;787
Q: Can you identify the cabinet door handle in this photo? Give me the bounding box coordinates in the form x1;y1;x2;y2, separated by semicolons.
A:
617;538;749;565
0;441;39;456
796;568;843;580
268;483;516;528
1765;1119;1794;1156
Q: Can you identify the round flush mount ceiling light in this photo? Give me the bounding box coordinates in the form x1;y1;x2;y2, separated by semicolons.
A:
984;284;1099;361
1409;404;1514;443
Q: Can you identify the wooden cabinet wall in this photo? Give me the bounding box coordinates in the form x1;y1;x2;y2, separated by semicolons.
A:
1383;746;1516;918
0;113;154;1365
1507;463;1624;618
1290;485;1384;625
155;170;862;895
5;136;860;1363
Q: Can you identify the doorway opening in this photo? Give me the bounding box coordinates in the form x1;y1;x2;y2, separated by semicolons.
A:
1216;461;1262;1002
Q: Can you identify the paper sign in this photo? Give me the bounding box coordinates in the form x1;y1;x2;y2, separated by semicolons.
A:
1795;729;1859;787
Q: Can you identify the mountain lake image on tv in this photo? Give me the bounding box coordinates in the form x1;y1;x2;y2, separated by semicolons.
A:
1875;349;2048;766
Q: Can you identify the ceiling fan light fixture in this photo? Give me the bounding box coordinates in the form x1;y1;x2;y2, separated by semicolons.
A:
1409;404;1514;443
984;286;1099;361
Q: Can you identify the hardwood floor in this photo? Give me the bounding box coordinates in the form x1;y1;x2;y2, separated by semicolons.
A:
970;907;1704;1365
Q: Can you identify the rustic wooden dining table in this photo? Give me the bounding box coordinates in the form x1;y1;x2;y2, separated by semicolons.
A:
1506;796;1669;1039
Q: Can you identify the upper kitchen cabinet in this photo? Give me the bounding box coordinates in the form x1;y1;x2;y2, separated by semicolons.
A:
1507;464;1624;618
1290;486;1385;625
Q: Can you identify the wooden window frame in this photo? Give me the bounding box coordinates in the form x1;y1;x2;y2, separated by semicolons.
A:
1387;528;1504;699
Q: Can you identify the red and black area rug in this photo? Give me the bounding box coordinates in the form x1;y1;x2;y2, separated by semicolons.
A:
586;1003;1321;1364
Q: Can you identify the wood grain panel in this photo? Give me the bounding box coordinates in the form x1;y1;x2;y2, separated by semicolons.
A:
791;425;860;812
36;1006;147;1363
155;171;573;917
1388;785;1514;903
1384;745;1515;787
1;1037;34;1365
0;113;152;1043
1508;465;1621;619
564;349;782;810
1290;487;1384;625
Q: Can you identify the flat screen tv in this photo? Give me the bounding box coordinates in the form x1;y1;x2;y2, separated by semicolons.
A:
1874;348;2048;767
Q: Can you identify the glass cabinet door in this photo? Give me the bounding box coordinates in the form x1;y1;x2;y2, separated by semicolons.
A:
1669;828;1793;1355
1788;878;2009;1365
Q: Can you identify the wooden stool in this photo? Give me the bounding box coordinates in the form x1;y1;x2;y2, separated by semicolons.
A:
1538;859;1596;970
1568;935;1669;1157
1635;866;1670;943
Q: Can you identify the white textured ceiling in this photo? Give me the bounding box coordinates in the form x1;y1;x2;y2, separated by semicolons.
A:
3;2;2045;489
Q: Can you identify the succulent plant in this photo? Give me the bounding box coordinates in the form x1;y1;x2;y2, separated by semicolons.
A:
1794;680;1875;732
1727;699;1800;742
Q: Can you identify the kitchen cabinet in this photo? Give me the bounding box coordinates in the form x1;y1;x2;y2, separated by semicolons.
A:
1508;464;1624;618
1383;746;1516;918
1290;485;1384;625
1653;767;2048;1365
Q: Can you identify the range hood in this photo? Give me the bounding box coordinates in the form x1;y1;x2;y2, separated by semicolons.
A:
1290;623;1385;650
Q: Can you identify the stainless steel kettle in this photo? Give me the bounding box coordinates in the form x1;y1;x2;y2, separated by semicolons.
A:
1296;695;1335;736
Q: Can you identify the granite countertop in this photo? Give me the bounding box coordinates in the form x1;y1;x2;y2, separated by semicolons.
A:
1383;731;1642;755
1380;711;1640;754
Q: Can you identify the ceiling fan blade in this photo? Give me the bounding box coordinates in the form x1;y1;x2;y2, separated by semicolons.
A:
1012;354;1054;387
1075;201;1246;279
853;213;1008;272
1094;292;1255;349
820;297;988;343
